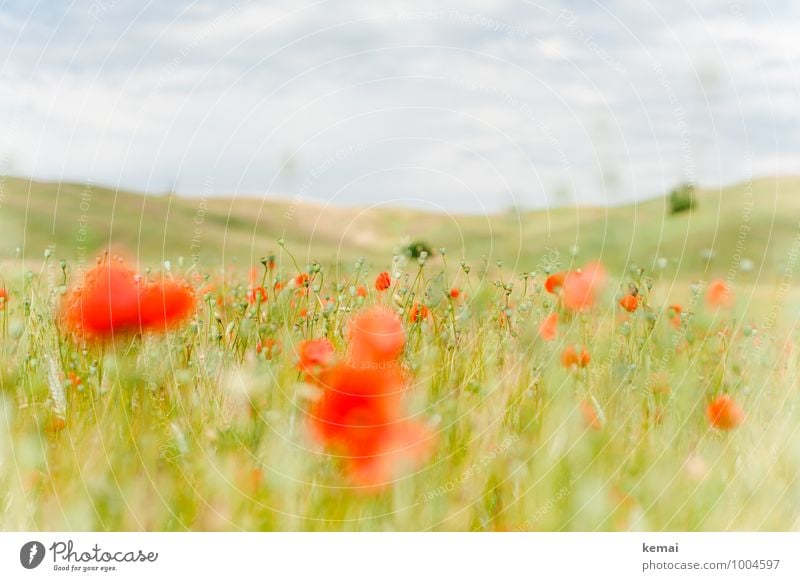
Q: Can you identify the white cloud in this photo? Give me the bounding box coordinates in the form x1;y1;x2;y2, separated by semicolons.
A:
0;0;797;212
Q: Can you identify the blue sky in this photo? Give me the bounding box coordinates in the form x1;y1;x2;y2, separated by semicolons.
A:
1;0;798;212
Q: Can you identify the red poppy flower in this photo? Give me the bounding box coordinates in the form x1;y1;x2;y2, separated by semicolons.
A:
297;338;335;375
706;279;734;309
375;271;391;292
706;395;744;430
62;262;141;337
0;287;8;310
356;285;367;298
67;372;82;390
348;307;405;363
618;293;641;312
449;288;461;299
61;261;195;339
295;273;310;288
561;262;607;312
246;286;267;304
409;303;430;323
561;344;590;368
310;362;434;489
137;278;196;332
346;420;434;489
538;313;558;342
544;272;566;294
668;304;682;329
45;415;67;434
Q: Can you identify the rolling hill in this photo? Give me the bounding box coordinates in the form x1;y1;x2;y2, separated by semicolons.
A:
1;175;798;282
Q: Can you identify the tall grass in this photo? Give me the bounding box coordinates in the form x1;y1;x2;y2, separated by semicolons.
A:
1;246;799;532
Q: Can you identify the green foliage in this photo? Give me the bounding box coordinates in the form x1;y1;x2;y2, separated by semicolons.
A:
669;182;697;215
405;240;434;259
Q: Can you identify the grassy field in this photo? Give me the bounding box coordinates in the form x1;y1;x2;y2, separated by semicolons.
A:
3;174;800;277
1;175;800;531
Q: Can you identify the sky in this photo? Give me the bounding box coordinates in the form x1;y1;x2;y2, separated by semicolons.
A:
0;0;798;212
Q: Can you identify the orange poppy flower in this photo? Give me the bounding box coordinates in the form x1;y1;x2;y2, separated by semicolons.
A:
706;279;734;309
538;313;558;341
311;362;434;489
67;372;82;390
61;262;195;339
356;285;367;298
62;261;141;337
295;273;310;288
137;277;196;332
246;286;267;304
0;287;8;310
348;306;405;363
561;262;607;312
561;344;590;368
706;395;744;430
618;293;641;312
668;304;683;329
544;272;566;294
449;288;461;299
375;271;391;292
409;303;430;323
296;338;335;376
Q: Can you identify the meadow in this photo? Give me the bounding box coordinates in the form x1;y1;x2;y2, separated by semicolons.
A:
1;175;800;531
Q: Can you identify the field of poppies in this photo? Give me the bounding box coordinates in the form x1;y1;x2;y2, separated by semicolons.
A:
1;226;799;532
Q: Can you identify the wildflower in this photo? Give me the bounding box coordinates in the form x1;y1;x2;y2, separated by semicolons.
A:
561;344;590;368
297;338;335;376
246;285;267;304
295;273;310;288
618;293;641;312
706;279;734;309
61;261;195;339
356;285;367;298
62;261;141;337
310;362;434;489
449;288;461;299
706;395;744;430
668;304;682;329
561;262;607;311
544;272;566;294
137;278;196;332
538;313;558;341
348;306;405;363
67;372;82;390
409;303;430;323
375;271;391;292
45;415;67;434
0;287;8;310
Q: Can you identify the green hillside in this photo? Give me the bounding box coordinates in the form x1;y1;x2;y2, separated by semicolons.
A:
1;175;798;281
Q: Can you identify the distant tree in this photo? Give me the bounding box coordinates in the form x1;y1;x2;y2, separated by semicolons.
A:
669;183;696;215
405;240;434;259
